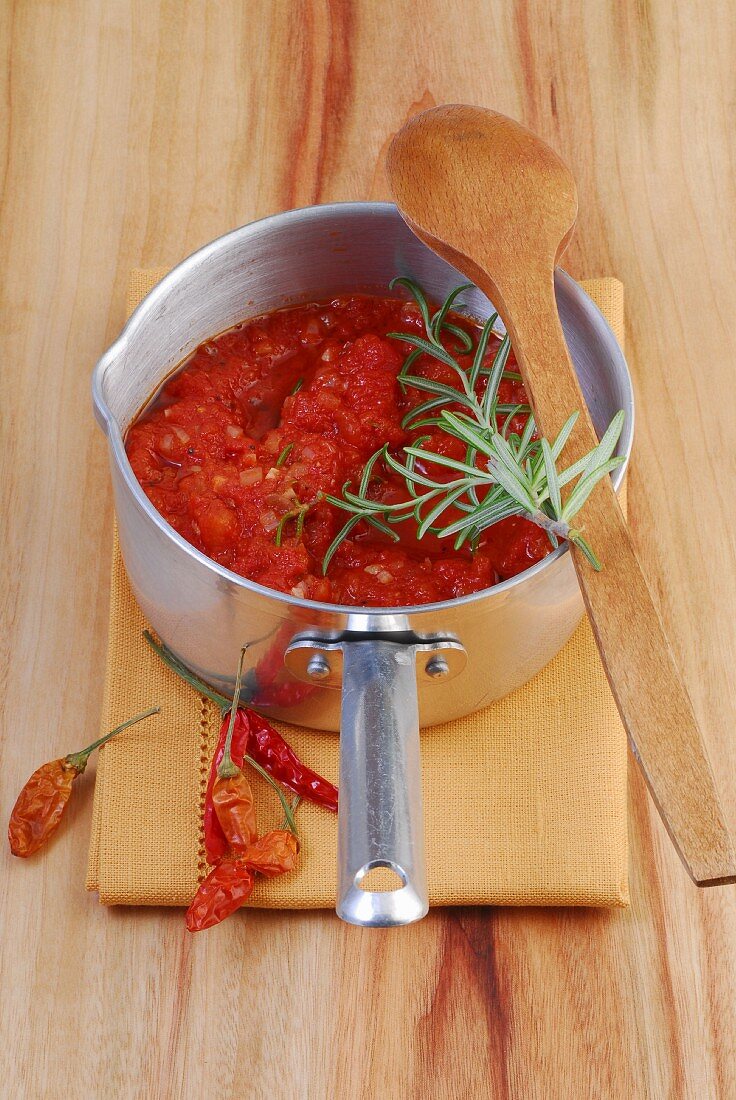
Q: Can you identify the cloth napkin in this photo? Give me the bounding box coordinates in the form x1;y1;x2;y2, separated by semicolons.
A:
86;273;629;908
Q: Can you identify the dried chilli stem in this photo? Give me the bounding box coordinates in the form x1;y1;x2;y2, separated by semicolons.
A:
218;647;249;778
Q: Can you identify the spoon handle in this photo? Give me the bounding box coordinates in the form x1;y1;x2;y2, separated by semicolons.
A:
497;271;736;885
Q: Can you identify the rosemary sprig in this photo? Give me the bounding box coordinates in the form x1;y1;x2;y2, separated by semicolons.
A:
322;278;625;573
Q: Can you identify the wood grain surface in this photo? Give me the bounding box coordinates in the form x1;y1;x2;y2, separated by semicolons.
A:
1;2;735;1097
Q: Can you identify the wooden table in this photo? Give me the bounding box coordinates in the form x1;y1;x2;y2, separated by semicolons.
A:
2;3;735;1096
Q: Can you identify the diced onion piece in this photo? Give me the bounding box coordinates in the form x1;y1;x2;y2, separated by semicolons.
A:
266;488;298;512
158;433;174;455
289;464;309;479
301;319;322;345
260;510;279;532
377;571;393;584
322;374;346;391
263;434;281;454
265;467;280;480
301;445;316;460
239;467;263;486
290;582;307;598
365;564;382;575
173;426;190;444
226;424;244;439
320;344;339;362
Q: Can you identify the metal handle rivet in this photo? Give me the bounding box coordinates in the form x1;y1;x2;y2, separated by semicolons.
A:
425;655;449;679
306;654;331;680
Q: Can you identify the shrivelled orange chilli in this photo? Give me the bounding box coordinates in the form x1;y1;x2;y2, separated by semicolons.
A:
9;759;80;858
212;646;258;854
242;829;299;878
211;772;257;852
8;707;159;858
186;859;255;932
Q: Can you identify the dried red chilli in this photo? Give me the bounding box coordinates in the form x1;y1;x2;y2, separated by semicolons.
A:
246;710;338;811
182;649;305;933
204;708;338;829
203;709;251;863
186;859;255;932
143;631;338;838
8;707;159;858
211;648;259;854
242;829;299;877
9;760;81;858
186;830;299;932
212;772;258;851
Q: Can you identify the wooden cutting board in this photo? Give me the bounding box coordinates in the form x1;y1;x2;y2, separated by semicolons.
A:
2;2;734;1097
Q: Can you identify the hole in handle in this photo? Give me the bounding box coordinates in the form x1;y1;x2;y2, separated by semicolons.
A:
356;860;408;893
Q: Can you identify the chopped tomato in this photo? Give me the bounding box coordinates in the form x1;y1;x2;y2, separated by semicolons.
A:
126;296;551;605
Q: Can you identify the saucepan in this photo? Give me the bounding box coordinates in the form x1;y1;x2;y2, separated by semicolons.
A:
92;202;634;927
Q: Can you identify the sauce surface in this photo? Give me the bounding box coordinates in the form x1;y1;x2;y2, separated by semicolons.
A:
126;296;551;606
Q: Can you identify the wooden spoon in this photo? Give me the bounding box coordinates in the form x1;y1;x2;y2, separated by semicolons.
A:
386;104;736;886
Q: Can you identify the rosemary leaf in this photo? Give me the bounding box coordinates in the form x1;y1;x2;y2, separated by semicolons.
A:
561;457;625;521
580;409;626;479
383;448;454;490
541;438;562;518
387;331;463;373
439;321;474;352
401;395;448;429
430;282;474;342
322;515;362;573
417;484;474;538
481;333;512;421
569;533;602;570
500;404;524;436
551;412;579;460
389;276;433;332
365;516;402;542
276;442;294;467
469;313;498;390
486;457;538;513
440;410;495;458
402;445;492;481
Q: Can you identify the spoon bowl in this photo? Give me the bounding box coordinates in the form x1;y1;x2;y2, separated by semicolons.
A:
387;105;578;293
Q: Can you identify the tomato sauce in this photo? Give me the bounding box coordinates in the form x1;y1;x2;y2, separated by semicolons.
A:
126;295;551;606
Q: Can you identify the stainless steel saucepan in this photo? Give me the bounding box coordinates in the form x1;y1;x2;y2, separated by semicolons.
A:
92;202;634;927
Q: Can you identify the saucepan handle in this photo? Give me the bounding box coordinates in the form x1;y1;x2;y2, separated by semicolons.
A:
337;639;428;927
